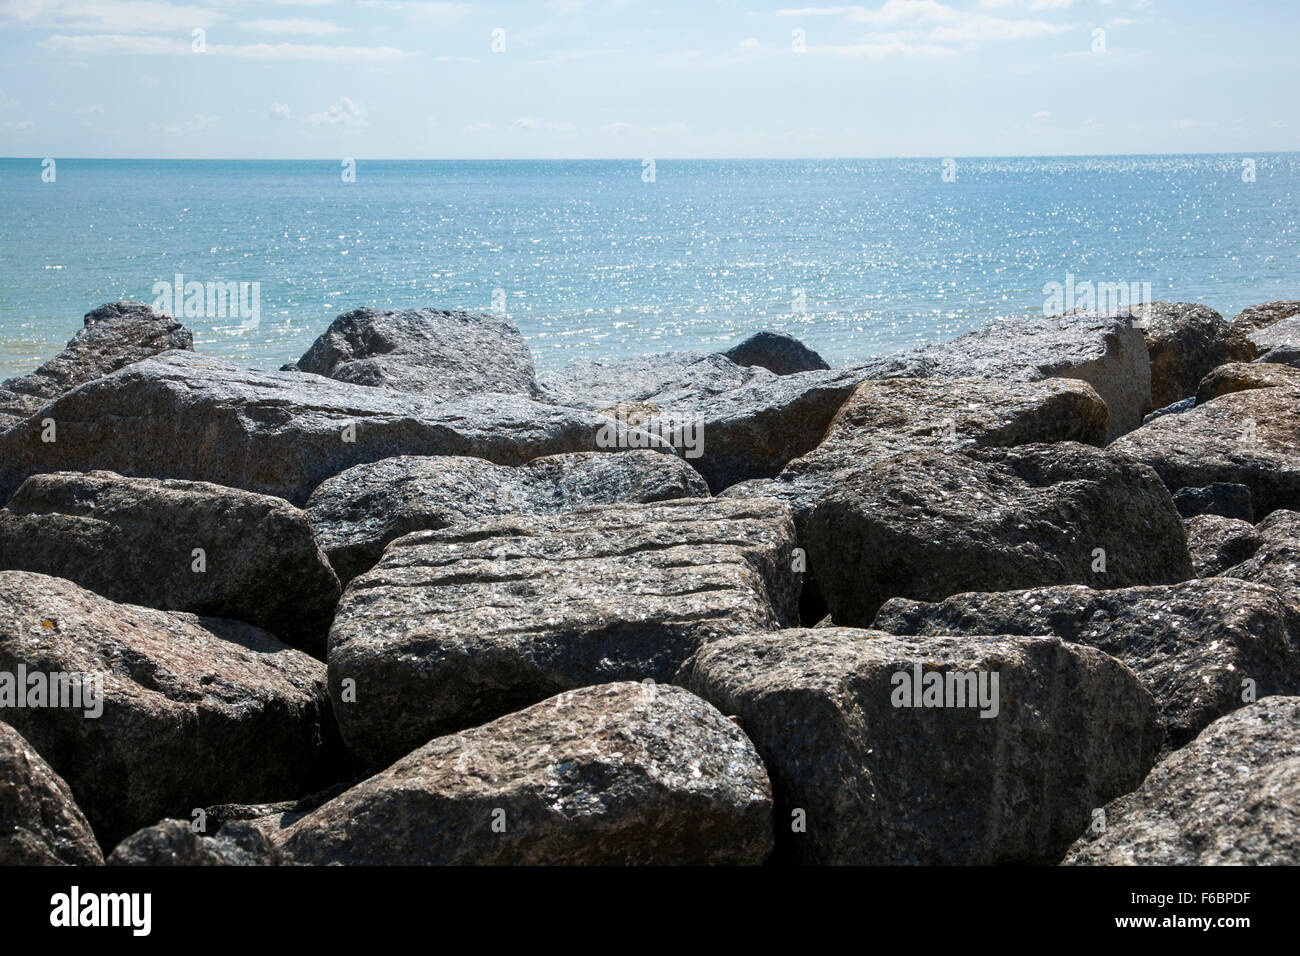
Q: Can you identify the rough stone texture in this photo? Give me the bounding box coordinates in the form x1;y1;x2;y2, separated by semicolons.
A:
329;497;800;765
805;442;1193;625
1194;360;1300;405
1110;384;1300;518
538;351;772;411
1185;514;1262;577
107;819;282;866
1229;300;1300;338
915;310;1152;440
873;579;1300;748
722;330;830;375
1256;345;1300;368
296;307;540;401
1136;302;1256;411
199;778;360;837
0;351;669;508
722;376;1108;527
1064;697;1300;865
306;451;709;585
280;682;774;865
0;471;340;656
1249;314;1300;359
0;571;330;847
0;302;193;431
0;721;103;865
1141;396;1195;425
679;629;1161;865
1219;510;1300;610
1171;482;1255;522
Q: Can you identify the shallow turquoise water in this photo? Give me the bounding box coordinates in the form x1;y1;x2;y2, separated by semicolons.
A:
1;155;1296;378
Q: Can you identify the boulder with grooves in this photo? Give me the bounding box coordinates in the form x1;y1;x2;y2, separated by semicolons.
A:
1136;302;1255;410
1064;697;1300;865
0;351;668;507
805;442;1193;625
0;721;103;865
107;819;282;866
873;579;1300;747
306;451;709;585
0;571;330;847
0;301;193;431
1185;514;1262;577
0;471;340;656
722;330;830;375
1109;384;1300;518
328;497;800;765
296;307;540;401
280;682;774;865
678;629;1162;865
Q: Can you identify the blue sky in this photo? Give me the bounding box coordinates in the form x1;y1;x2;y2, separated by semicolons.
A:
0;0;1296;158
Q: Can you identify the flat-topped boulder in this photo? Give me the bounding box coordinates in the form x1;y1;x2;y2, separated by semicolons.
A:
1185;514;1262;576
296;307;540;401
722;330;830;375
306;450;709;585
873;578;1300;748
0;351;667;507
0;721;103;865
538;351;771;411
1110;383;1300;518
279;682;773;865
328;497;800;765
804;442;1192;625
1136;302;1255;410
1229;300;1300;337
1194;360;1300;404
0;571;330;847
678;629;1161;864
1064;697;1300;865
0;471;340;656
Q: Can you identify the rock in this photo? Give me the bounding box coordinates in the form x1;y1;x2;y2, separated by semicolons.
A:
1136;302;1256;410
0;721;103;865
107;819;282;866
1229;300;1300;337
1064;697;1300;865
0;302;193;422
1249;314;1300;357
280;682;773;865
722;376;1108;528
722;330;830;375
873;578;1300;748
538;351;770;411
0;471;340;656
915;310;1152;440
328;497;800;765
306;451;709;585
1185;514;1262;577
296;307;540;401
1256;345;1300;368
1171;482;1254;521
1195;361;1300;404
678;628;1161;864
1141;396;1195;425
804;442;1192;625
0;351;668;508
1219;510;1300;610
199;778;361;837
0;571;331;847
1109;385;1300;518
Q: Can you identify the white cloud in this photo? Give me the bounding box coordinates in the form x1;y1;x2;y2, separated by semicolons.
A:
152;112;218;134
738;37;761;49
0;90;17;110
306;97;366;126
2;0;223;33
4;120;34;130
243;19;340;36
40;34;411;61
269;101;293;120
513;117;542;130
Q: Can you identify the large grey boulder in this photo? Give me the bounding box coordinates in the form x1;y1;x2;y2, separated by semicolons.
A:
0;721;103;865
0;471;340;656
1249;314;1300;366
1110;381;1300;518
0;351;668;507
1194;360;1300;404
280;682;773;865
722;330;829;375
0;302;193;431
678;629;1162;865
328;497;800;765
0;571;331;847
296;307;540;401
107;819;282;866
804;442;1193;625
538;351;771;411
1185;514;1262;577
1064;697;1300;865
1219;510;1300;611
1229;300;1300;338
306;451;709;585
873;578;1300;748
1135;302;1255;410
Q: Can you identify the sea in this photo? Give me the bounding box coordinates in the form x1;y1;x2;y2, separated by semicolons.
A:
1;155;1296;379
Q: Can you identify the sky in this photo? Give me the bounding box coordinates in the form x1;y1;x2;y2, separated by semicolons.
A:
0;0;1297;159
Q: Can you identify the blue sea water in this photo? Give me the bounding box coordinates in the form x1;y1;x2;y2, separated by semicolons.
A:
0;155;1297;380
